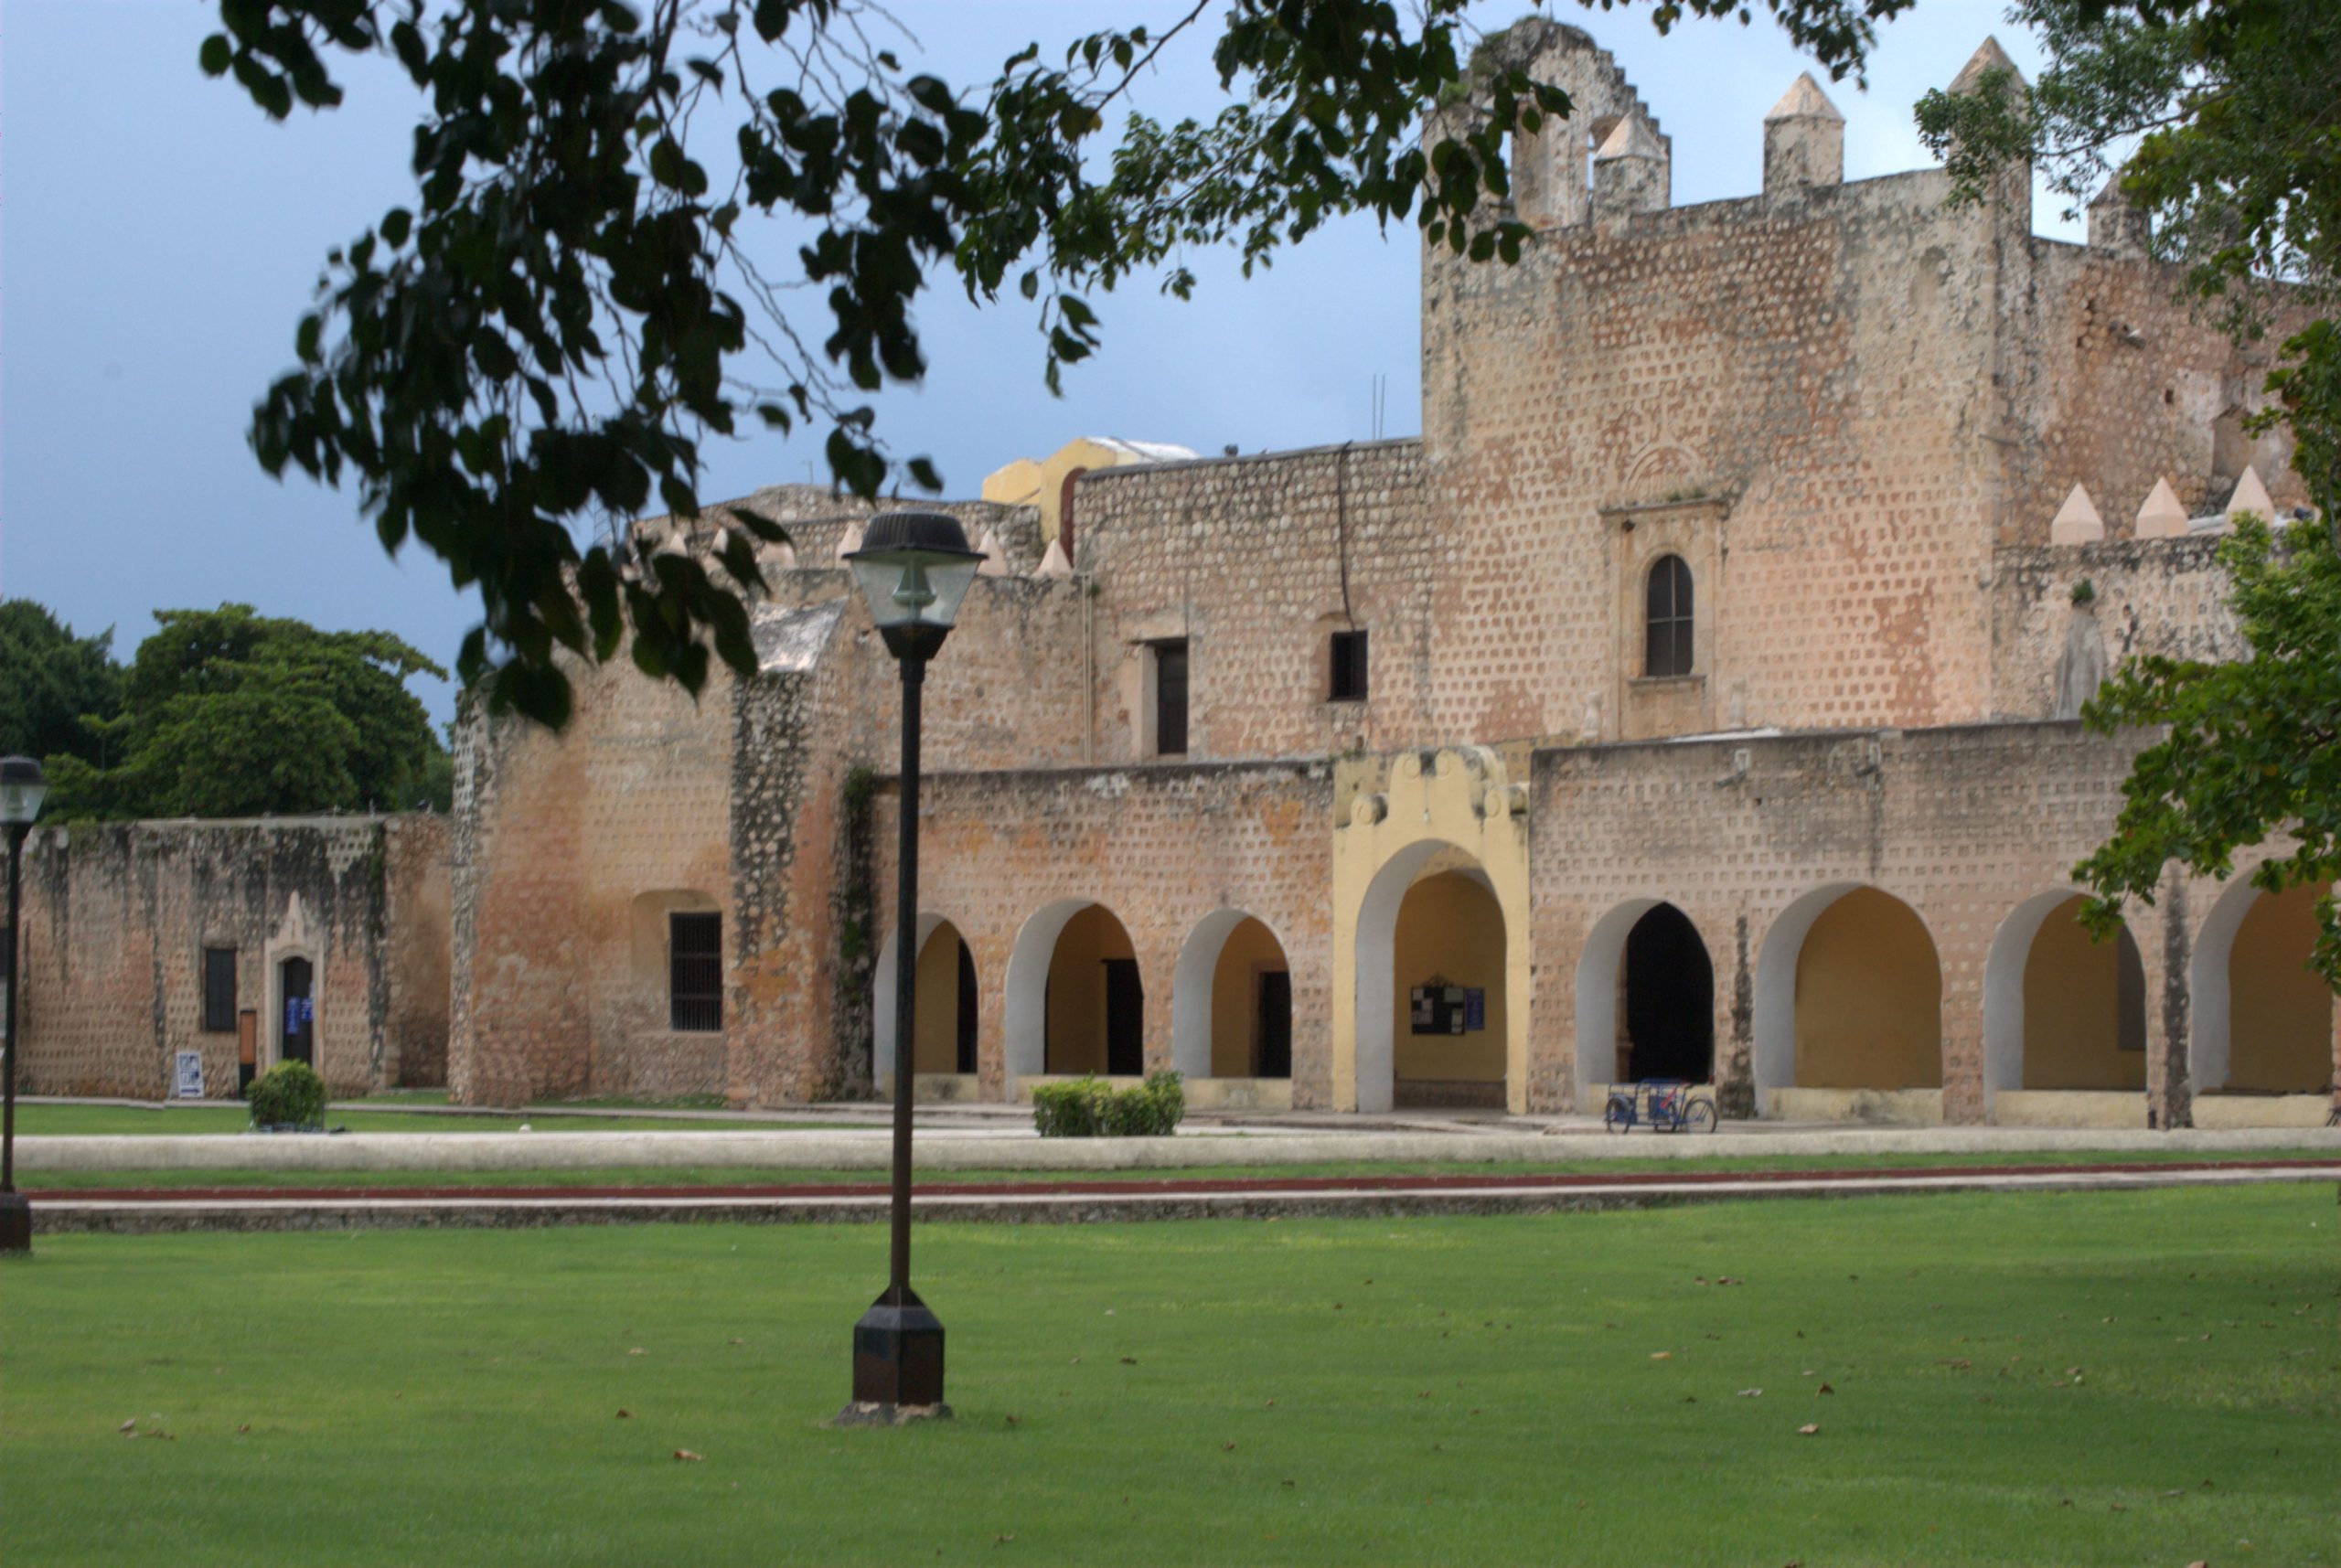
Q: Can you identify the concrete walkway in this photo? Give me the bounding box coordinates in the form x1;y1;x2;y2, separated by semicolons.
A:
29;1157;2338;1234
15;1120;2337;1174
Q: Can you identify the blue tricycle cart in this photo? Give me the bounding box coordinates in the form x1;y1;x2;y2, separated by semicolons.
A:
1602;1079;1717;1134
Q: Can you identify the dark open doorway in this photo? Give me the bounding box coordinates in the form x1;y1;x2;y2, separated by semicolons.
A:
956;940;978;1073
1104;957;1145;1075
1256;970;1293;1078
1624;904;1712;1082
280;955;315;1068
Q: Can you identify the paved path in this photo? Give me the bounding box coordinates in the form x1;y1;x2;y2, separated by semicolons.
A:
30;1157;2339;1234
16;1121;2336;1174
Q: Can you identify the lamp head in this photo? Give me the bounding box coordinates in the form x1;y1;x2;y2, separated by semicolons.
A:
0;757;47;831
844;510;985;661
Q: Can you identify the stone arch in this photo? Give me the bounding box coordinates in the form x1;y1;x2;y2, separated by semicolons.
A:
1755;884;1941;1108
1003;898;1144;1085
1575;898;1715;1102
1983;891;2144;1102
1171;911;1292;1081
2193;878;2333;1094
1333;747;1534;1114
1352;845;1512;1111
872;913;977;1083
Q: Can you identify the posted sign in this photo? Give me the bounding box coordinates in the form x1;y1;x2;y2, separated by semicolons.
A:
173;1050;205;1100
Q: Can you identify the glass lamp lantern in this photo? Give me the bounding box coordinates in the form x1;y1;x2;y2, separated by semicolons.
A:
843;511;985;661
0;758;47;832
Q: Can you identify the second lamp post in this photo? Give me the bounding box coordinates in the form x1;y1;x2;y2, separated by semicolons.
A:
839;510;984;1422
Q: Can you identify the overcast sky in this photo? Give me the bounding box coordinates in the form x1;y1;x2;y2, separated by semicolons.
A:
0;1;2051;725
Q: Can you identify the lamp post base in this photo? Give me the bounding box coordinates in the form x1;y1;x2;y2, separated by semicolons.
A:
843;1288;946;1414
0;1190;29;1255
831;1400;955;1428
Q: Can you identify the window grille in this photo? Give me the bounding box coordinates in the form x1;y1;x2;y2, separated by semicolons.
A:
1645;555;1694;677
669;912;723;1032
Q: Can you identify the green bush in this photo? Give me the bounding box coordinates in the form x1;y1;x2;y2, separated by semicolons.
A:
248;1061;327;1130
1031;1071;1184;1137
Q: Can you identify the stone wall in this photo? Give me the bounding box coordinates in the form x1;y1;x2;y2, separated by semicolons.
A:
867;761;1336;1104
1523;721;2315;1125
15;816;444;1100
1990;537;2243;720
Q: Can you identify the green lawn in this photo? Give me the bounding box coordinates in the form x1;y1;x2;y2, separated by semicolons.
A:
2;1188;2334;1566
11;1104;834;1136
15;1145;2336;1191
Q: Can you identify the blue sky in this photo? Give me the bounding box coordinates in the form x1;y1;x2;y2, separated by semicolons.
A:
0;1;2049;725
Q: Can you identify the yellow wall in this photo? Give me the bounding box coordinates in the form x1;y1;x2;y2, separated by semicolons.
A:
2229;882;2334;1092
981;439;1177;545
1795;887;1942;1089
1045;904;1137;1074
1209;917;1288;1077
1392;871;1507;1083
911;921;967;1074
2023;898;2144;1090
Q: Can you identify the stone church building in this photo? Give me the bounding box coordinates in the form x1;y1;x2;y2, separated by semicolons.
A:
446;26;2334;1128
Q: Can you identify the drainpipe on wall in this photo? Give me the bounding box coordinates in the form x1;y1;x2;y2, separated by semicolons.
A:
1082;573;1096;766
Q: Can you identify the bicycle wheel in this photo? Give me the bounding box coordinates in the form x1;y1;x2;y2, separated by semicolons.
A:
1685;1099;1717;1135
1603;1094;1633;1134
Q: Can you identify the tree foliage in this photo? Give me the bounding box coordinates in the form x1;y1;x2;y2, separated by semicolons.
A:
0;600;123;768
2074;517;2341;984
44;604;450;821
207;0;1912;726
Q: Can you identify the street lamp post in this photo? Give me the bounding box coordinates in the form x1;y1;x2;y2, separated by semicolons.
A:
837;511;983;1424
1;756;50;1257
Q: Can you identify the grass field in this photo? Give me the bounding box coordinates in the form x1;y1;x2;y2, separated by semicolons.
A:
2;1187;2334;1566
10;1104;833;1136
13;1145;2335;1191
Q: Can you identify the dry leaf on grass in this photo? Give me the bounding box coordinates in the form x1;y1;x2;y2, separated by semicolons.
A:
615;1409;632;1420
1737;1389;1763;1398
1797;1424;1820;1436
673;1448;702;1462
1650;1351;1673;1360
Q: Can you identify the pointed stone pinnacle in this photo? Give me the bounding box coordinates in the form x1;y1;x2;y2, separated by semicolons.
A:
975;527;1009;577
1765;73;1842;124
2049;484;2103;545
1035;537;1074;581
834;521;864;563
2225;465;2273;520
2134;477;2187;539
1593;114;1665;163
1949;36;2028;98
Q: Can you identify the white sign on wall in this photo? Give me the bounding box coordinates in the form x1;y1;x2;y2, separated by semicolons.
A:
173;1051;205;1100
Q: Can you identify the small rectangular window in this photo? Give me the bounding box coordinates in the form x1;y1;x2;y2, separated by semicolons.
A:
669;912;723;1032
1329;629;1369;702
203;947;238;1033
1154;639;1190;757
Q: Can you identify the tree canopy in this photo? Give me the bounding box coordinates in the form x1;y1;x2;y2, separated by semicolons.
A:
41;604;451;821
208;0;1919;727
0;600;123;769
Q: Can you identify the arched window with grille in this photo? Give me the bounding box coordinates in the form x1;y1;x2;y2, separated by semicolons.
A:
1644;554;1694;678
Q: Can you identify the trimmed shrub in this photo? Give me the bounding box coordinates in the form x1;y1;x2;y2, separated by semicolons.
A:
248;1061;327;1130
1032;1071;1184;1137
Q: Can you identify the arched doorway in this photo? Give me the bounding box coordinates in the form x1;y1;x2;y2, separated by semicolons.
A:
1353;847;1508;1111
1983;892;2144;1110
1574;899;1713;1104
1002;900;1144;1081
871;915;978;1083
2192;879;2333;1098
1171;911;1291;1081
1755;884;1941;1117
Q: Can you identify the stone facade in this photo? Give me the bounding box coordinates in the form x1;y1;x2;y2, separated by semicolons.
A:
13;816;450;1100
446;26;2335;1125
